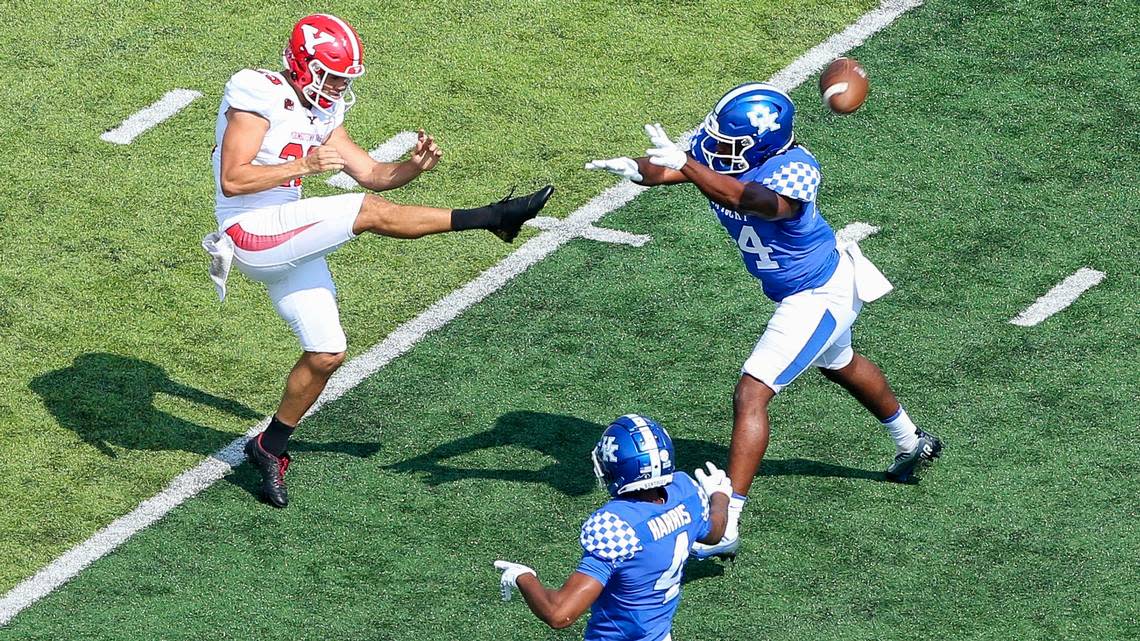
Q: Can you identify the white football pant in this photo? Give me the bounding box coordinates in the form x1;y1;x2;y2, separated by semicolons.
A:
743;246;875;392
225;193;365;353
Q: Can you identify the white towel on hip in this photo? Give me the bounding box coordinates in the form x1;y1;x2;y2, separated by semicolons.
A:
201;231;235;301
841;241;893;303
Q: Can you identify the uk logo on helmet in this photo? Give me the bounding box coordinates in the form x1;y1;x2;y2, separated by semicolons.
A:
601;436;619;462
748;105;781;134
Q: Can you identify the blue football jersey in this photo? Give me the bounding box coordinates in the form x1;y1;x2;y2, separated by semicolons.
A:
708;145;839;302
575;472;711;641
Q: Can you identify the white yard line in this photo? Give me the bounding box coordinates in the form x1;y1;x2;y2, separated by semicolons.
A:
577;226;652;247
1009;268;1105;327
527;216;652;246
100;89;202;145
327;131;419;189
768;0;922;92
0;0;923;625
836;221;880;244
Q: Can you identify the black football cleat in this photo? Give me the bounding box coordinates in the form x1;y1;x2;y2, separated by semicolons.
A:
244;434;291;508
885;430;943;483
488;185;555;242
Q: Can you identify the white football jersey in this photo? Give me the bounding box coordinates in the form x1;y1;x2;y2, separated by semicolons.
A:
212;69;346;228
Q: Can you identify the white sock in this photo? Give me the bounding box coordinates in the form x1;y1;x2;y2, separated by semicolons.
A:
882;406;920;454
725;493;747;540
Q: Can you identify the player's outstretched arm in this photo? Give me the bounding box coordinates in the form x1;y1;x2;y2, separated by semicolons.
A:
219;109;342;196
495;562;603;629
326;127;440;192
584;156;689;186
516;571;604;629
682;160;799;221
642;123;800;220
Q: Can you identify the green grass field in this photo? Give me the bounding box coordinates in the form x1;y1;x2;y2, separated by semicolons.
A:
0;0;877;591
3;0;1139;638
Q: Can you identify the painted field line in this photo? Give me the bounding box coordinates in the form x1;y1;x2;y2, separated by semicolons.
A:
327;131;419;189
836;221;880;244
527;216;652;247
100;89;202;145
0;0;923;625
768;0;922;93
1009;268;1105;327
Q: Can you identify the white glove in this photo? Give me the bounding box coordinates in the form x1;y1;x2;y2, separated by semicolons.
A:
584;157;643;182
644;123;687;170
494;560;536;601
694;462;733;499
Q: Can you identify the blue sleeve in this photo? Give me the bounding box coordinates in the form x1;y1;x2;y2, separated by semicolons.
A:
748;148;822;203
579;508;643;579
576;551;615;585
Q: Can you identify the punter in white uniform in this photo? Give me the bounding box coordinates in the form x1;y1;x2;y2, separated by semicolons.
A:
204;13;554;508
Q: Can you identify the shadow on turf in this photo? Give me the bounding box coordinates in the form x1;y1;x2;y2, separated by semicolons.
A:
30;353;380;463
383;411;884;496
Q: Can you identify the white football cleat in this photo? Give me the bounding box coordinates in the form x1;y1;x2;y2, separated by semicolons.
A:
691;534;740;561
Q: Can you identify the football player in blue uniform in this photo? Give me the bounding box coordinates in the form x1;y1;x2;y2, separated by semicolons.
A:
494;414;729;641
585;84;942;559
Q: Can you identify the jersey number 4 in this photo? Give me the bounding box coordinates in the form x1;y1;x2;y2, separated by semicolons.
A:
737;225;779;270
653;532;688;604
278;142;311;187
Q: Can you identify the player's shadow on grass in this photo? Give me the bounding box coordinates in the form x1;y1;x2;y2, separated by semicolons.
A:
30;353;380;463
384;411;883;497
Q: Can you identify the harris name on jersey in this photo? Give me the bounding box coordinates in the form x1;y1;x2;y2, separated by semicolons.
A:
646;504;693;542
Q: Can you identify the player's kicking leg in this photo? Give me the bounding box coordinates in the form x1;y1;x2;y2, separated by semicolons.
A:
818;353;942;483
353;186;556;242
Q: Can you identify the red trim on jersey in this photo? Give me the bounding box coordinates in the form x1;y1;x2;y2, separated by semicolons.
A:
226;221;319;251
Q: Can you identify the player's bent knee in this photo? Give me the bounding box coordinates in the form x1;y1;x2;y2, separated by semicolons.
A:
818;345;856;372
305;351;346;375
356;194;421;238
734;374;775;408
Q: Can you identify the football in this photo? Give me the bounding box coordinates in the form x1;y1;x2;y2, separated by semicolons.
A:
819;57;869;114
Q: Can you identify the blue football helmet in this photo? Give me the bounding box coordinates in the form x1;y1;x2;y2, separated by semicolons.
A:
694;82;795;174
591;414;675;498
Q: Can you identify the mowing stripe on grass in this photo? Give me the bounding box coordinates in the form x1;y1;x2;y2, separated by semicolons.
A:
1009;268;1106;327
327;130;419;190
0;0;922;625
99;89;202;145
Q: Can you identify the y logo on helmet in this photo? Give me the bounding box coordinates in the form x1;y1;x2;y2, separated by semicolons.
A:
300;24;337;54
747;105;781;135
601;436;619;462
